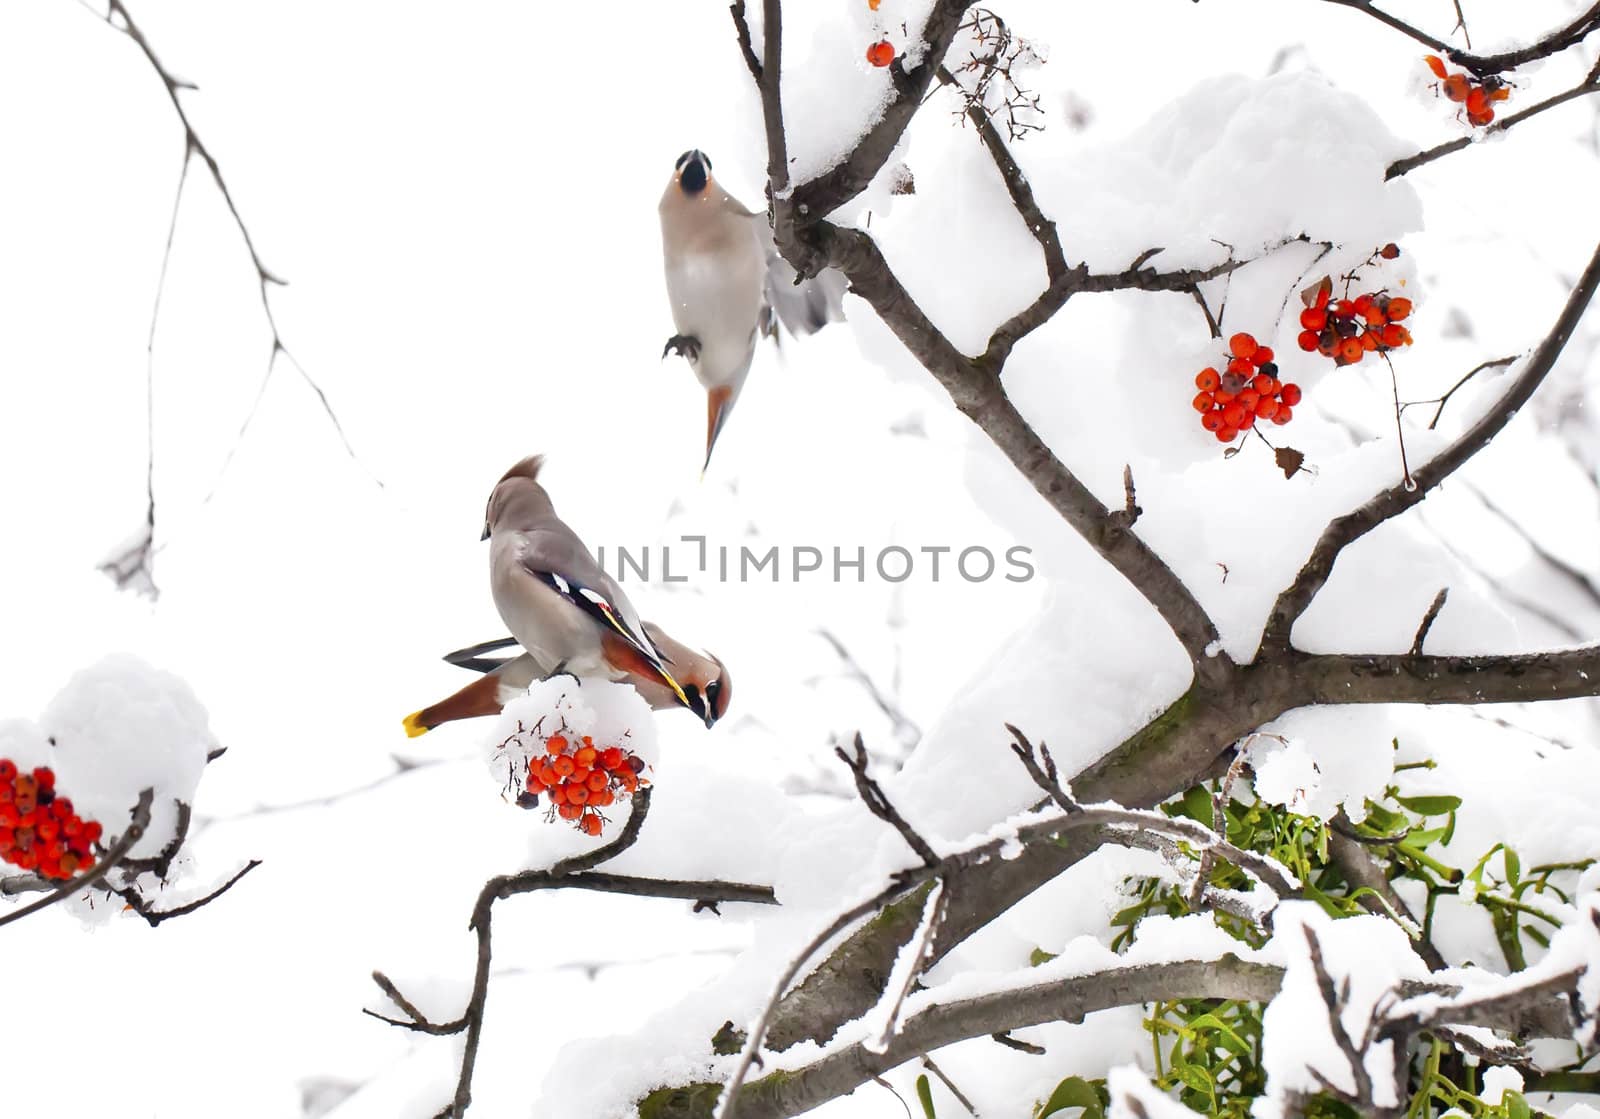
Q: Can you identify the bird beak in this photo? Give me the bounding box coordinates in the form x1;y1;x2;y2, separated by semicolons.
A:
480;522;491;541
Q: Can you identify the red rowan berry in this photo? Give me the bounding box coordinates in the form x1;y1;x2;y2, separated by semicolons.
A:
1196;368;1220;392
866;40;894;67
1280;384;1302;406
1228;332;1258;360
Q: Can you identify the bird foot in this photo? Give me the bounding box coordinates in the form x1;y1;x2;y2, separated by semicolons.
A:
662;334;701;362
541;666;582;688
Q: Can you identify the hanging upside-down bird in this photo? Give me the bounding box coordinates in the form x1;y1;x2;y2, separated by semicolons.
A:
658;148;847;470
401;456;732;736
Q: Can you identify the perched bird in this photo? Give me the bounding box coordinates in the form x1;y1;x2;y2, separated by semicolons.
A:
402;455;729;737
401;623;732;736
659;148;847;469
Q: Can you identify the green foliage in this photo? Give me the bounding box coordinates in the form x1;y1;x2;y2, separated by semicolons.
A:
1034;1076;1107;1119
1030;747;1593;1119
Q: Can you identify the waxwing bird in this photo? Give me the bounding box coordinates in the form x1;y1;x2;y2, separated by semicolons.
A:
659;149;847;469
401;456;714;736
402;624;732;736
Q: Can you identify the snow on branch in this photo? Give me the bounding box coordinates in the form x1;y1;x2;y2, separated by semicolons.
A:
650;906;1594;1119
712;736;1302;1119
702;1;1600;1101
367;788;778;1118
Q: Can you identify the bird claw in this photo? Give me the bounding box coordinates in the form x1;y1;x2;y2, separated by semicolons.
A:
662;334;701;362
541;666;582;688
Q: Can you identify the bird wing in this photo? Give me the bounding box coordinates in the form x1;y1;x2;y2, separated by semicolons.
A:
442;635;521;673
514;533;691;708
755;218;848;337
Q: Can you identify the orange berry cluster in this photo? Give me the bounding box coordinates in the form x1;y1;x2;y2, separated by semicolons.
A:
1193;333;1301;442
1295;275;1413;366
1424;56;1510;126
524;733;648;837
0;759;102;880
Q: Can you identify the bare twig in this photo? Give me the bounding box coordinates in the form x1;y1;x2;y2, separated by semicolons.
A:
938;63;1064;282
1405;355;1519;430
1111;465;1141;532
1409;588;1450;657
815;630;922;748
115;858;262;927
1302;926;1375;1105
866;880;948;1053
921;1056;980;1114
1005;724;1076;813
990;1031;1047;1055
836;735;939;867
84;0;377;532
729;1;763;82
1389;76;1600;180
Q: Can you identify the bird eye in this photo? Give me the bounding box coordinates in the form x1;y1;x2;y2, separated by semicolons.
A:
676;150;693;169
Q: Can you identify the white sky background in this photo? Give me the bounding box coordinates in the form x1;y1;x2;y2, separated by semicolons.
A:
1;0;1599;1115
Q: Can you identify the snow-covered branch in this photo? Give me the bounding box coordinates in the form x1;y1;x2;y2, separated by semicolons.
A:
369;789;777;1117
645;928;1592;1119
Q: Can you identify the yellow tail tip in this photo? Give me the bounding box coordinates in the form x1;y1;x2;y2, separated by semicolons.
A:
402;711;430;738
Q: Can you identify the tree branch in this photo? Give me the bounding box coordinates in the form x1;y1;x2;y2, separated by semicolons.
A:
643;948;1585;1119
1297;643;1600;705
808;222;1226;672
787;0;978;220
938;64;1065;283
1388;75;1600;180
1322;0;1600;76
1259;232;1600;653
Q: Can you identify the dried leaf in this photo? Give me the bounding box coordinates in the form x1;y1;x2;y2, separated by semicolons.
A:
1300;275;1333;309
889;163;916;195
1276;446;1307;479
